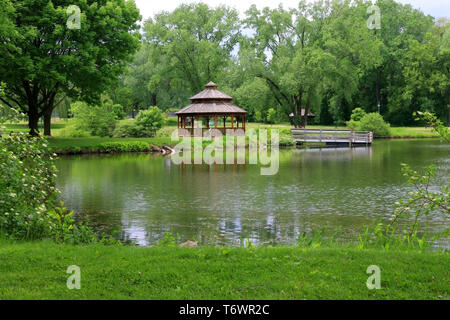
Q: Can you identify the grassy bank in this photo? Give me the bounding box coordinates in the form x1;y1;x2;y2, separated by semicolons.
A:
0;240;448;300
47;137;174;154
2;120;442;154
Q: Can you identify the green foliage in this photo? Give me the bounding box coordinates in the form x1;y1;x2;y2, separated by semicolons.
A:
0;0;141;135
266;108;277;124
241;1;382;127
346;108;371;131
350;108;367;122
254;111;263;123
0;133;121;243
156;232;177;247
389;164;449;234
0;133;59;239
57;125;90;138
135;107;165;136
113;122;145;138
112;104;126;120
143;3;240;96
357;113;391;137
71;101;117;137
98;141;150;153
47;202;119;245
414;111;449;142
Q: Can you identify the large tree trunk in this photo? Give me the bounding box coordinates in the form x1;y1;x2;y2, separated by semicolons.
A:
28;103;40;136
43;109;52;136
150;93;157;106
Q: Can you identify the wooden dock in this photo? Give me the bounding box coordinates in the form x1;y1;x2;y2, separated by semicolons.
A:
291;128;373;146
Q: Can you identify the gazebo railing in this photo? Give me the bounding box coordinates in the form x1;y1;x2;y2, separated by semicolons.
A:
178;127;246;137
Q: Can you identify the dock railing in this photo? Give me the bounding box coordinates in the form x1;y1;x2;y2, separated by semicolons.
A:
291;128;373;145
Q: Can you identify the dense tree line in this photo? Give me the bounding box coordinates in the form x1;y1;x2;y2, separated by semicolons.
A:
112;0;449;127
0;0;449;134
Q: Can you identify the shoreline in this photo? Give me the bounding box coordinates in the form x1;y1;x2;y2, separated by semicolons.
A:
49;135;441;155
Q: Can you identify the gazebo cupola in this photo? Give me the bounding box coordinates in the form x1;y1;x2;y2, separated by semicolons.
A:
176;82;247;136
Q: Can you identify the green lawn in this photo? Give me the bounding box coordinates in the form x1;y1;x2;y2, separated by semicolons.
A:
0;240;448;300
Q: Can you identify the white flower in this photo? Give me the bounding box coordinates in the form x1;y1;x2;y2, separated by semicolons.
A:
9;193;16;198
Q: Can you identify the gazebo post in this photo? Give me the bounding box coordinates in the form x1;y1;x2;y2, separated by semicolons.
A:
175;82;247;137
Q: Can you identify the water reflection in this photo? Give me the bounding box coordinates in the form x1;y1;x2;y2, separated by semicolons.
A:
56;140;449;246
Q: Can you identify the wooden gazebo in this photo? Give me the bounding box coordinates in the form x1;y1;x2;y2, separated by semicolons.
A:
176;82;247;136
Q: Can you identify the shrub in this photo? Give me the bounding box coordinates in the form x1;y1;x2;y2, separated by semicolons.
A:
350;107;366;121
113;122;152;138
71;101;117;137
47;202;120;245
266;108;277;124
98;141;150;153
112;104;126;120
0;132;120;244
0;133;59;239
57;125;90;138
279;135;295;146
346;119;359;130
135;106;165;136
254;110;263;122
358;113;391;137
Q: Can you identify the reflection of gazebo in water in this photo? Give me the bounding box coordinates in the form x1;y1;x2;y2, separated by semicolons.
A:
176;82;247;136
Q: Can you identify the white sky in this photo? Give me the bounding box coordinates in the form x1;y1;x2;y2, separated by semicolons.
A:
134;0;449;21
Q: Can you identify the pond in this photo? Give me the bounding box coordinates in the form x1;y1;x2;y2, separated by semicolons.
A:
56;139;449;246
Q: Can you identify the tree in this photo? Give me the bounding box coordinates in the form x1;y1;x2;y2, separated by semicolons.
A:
143;3;240;96
400;33;449;124
242;0;382;128
354;0;435;124
0;0;141;136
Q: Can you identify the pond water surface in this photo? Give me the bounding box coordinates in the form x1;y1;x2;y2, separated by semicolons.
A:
56;139;449;246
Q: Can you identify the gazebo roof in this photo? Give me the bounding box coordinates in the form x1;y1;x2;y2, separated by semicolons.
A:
176;82;247;115
188;81;232;101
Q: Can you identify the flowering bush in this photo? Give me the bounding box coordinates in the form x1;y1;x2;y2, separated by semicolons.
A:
0;133;59;239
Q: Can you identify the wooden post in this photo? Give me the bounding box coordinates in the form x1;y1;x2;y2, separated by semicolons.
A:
231;116;234;129
214;115;218;129
242;114;245;131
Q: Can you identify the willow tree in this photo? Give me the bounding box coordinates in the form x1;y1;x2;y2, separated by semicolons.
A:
242;0;382;127
0;0;141;136
143;3;241;97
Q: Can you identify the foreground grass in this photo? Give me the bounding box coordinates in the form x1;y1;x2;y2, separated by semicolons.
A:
0;240;448;299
